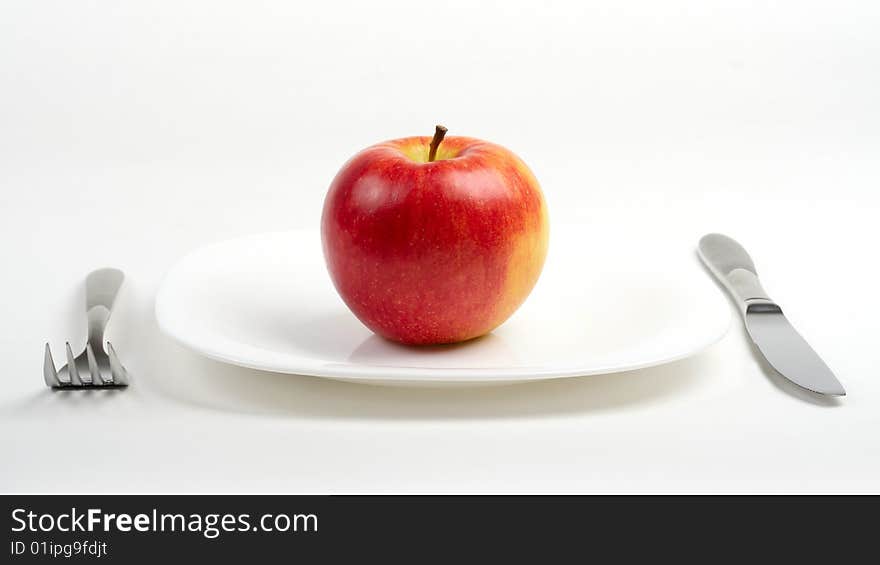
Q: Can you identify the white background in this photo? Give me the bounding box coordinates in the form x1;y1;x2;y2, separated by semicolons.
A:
2;1;879;492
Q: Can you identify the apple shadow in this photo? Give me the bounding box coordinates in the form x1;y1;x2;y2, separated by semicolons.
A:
346;332;518;369
695;253;843;407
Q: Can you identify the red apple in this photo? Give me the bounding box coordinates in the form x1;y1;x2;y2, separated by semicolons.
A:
321;126;549;345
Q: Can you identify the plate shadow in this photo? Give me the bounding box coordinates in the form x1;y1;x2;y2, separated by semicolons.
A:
147;334;714;421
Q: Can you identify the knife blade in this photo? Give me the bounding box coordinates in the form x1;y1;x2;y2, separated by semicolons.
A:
698;233;845;396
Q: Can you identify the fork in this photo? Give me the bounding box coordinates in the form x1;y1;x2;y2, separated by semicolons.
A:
43;268;130;389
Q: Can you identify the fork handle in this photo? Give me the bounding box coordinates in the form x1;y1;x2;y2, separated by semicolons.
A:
86;268;125;348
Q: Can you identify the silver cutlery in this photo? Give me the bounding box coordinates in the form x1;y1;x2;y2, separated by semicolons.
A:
698;234;845;396
43;268;130;389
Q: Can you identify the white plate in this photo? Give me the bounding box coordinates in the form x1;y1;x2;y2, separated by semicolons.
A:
156;225;730;386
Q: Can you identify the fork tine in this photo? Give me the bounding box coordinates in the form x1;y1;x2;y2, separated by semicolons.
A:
86;343;103;385
107;342;129;386
43;343;61;388
66;342;83;385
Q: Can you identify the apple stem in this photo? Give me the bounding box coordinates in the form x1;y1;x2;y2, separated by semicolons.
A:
428;125;448;162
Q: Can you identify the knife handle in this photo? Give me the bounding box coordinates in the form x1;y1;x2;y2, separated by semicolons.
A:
698;233;775;315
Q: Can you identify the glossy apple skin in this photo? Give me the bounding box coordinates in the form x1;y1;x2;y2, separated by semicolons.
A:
321;135;549;345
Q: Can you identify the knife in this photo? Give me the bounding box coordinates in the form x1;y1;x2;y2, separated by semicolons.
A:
698;233;845;396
